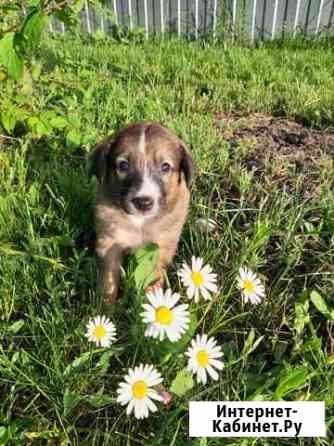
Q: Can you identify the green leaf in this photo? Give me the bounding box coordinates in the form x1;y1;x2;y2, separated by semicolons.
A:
82;130;98;146
31;62;42;80
13;33;26;57
310;290;334;321
92;30;106;41
274;367;309;399
35;119;51;137
67;113;81;127
0;33;23;81
1;107;17;133
293;291;310;351
27;114;52;137
66;129;82;148
133;243;159;290
49;115;68;129
7;319;25;334
170;368;194;397
20;69;33;95
241;328;264;358
88;392;114;408
273;340;288;363
96;350;114;374
0;426;9;446
64;351;93;377
22;10;48;51
55;7;78;27
159;312;197;354
299;336;322;354
294;291;310;332
63;388;81;417
72;0;86;13
39;112;54;134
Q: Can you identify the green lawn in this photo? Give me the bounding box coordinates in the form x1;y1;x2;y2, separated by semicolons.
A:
0;34;334;445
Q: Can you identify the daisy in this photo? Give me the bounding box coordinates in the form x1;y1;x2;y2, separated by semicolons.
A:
141;288;190;342
117;364;163;419
237;267;265;304
85;315;116;348
178;256;218;303
186;334;224;385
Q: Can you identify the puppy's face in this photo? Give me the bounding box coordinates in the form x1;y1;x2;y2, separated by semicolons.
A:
91;122;195;221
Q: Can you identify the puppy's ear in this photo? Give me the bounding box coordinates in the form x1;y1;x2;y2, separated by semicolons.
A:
89;140;112;183
180;143;196;187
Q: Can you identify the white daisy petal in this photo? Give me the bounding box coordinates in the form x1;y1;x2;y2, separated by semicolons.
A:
206;364;219;381
194;288;200;303
186;334;224;386
145;396;158;412
201;265;213;274
193;256;203;271
211;358;225;370
186;285;195;300
177;257;218;303
84;315;116;347
117;364;163;419
147;390;163;402
126;398;135;415
201;286;212;301
168;292;180;308
204;280;218;293
141;288;190;343
198;367;207;384
237;267;265;305
209;349;224;359
134;400;142;419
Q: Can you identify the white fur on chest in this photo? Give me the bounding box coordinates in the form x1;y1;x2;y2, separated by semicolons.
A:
96;198;185;255
104;215;151;252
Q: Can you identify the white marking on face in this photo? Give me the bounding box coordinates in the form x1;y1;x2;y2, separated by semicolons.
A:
138;168;160;199
130;166;161;221
138;129;146;154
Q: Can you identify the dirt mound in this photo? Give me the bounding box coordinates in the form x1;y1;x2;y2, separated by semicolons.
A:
214;112;334;198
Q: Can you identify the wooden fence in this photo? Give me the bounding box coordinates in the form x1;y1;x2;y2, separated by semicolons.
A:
50;0;334;41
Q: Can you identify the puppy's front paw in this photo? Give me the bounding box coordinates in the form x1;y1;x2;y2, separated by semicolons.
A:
145;272;165;295
99;289;118;314
100;280;119;307
104;291;118;305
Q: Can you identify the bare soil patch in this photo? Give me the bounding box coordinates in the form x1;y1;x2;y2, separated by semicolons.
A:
214;112;334;198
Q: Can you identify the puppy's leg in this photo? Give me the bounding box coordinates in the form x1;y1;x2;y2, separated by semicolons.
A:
96;239;123;305
145;241;178;293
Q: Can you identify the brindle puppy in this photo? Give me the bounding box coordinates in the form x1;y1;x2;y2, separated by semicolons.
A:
90;122;195;305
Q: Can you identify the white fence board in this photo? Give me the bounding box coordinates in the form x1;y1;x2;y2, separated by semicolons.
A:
50;0;334;40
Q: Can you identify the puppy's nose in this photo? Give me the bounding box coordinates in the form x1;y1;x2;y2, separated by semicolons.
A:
132;196;154;212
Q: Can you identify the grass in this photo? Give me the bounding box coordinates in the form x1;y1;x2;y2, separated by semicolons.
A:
0;33;334;445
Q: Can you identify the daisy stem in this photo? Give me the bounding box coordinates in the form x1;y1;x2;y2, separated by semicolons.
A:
197;288;222;332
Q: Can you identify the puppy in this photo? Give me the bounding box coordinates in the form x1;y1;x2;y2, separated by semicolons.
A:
90;122;195;305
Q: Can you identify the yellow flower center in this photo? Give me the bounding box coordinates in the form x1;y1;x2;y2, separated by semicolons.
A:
243;279;255;294
192;271;204;287
132;380;148;399
94;325;107;339
155;306;174;325
197;350;209;367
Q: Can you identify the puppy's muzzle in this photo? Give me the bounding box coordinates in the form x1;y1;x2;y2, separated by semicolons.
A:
131;196;154;212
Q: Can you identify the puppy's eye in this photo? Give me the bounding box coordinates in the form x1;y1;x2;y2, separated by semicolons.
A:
117;160;129;173
161;162;171;173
